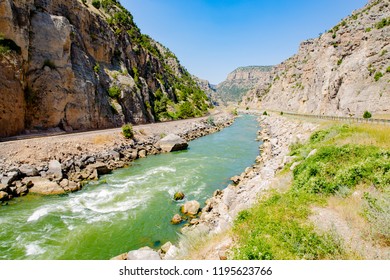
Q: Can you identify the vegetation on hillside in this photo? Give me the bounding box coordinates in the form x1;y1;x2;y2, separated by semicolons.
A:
86;0;210;121
233;123;390;259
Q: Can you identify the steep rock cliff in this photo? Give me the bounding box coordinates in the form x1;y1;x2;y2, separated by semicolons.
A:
216;66;273;103
0;0;210;137
244;0;390;117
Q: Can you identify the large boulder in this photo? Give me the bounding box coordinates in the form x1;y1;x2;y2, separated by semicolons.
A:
127;247;161;260
156;134;188;152
19;164;39;177
0;191;9;201
22;177;65;195
181;200;200;216
47;160;63;179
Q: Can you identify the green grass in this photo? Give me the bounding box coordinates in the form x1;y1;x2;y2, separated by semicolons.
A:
233;124;390;259
233;190;346;260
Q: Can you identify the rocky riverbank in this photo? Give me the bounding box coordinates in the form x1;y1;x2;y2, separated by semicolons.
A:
174;115;318;259
118;115;318;260
0;113;234;204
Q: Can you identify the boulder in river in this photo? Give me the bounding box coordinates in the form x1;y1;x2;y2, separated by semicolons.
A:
171;214;182;225
156;134;188;152
181;200;200;216
23;177;65;195
127;247;161;260
173;191;185;201
0;191;9;201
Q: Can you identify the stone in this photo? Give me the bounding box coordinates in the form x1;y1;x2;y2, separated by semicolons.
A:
171;214;182;225
306;149;317;159
87;162;111;175
0;183;8;192
138;150;147;158
163;245;179;260
23;177;65;195
290;161;302;171
160;242;172;254
111;253;128;260
181;200;200;216
15;185;28;196
156;134;188;152
0;191;9;201
47;160;63;179
19;164;39;176
173;191;185;201
127;247;161;260
230;176;241;185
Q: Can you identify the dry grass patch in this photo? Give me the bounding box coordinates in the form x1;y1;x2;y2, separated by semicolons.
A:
91;134;115;145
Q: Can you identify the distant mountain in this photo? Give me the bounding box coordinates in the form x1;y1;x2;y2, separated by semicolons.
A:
215;66;273;103
243;0;390;117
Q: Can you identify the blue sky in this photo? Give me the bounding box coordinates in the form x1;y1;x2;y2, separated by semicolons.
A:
124;0;368;84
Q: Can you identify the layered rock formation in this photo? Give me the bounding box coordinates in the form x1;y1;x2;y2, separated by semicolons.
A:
244;0;390;117
0;0;210;137
216;66;273;103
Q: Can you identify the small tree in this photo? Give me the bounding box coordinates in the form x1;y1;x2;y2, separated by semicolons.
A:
92;0;101;9
122;124;134;139
363;111;372;119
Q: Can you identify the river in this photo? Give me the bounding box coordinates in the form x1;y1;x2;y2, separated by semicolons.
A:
0;115;260;259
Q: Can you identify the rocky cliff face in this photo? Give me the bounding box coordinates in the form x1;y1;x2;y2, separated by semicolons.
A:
216;66;273;103
244;0;390;117
0;0;210;137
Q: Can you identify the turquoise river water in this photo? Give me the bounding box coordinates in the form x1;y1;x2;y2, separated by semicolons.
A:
0;115;260;259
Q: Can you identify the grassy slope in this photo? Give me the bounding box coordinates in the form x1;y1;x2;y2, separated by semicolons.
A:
233;123;390;260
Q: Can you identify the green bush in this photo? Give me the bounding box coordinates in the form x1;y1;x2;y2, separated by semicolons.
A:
263;111;268;116
93;63;100;73
363;111;372;119
293;145;389;194
375;18;390;29
374;71;383;81
92;0;101;9
207;116;215;126
122;123;133;139
280;111;284;115
108;86;121;99
387;66;390;73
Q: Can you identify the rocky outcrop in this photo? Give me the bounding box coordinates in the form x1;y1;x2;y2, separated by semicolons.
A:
155;134;188;152
244;0;390;117
0;0;210;138
216;66;273;103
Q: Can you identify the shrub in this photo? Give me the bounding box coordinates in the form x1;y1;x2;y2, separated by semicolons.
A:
387;66;390;73
92;0;101;9
108;86;121;99
363;111;372;119
337;59;343;66
365;27;372;32
375;18;390;29
280;111;284;115
374;71;383;81
93;63;100;73
207;116;215;126
263;111;268;116
232;108;238;116
122;123;133;139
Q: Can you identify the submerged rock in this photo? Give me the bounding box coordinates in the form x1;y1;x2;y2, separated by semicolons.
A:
127;247;161;260
171;214;182;225
173;191;185;201
156;134;188;152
